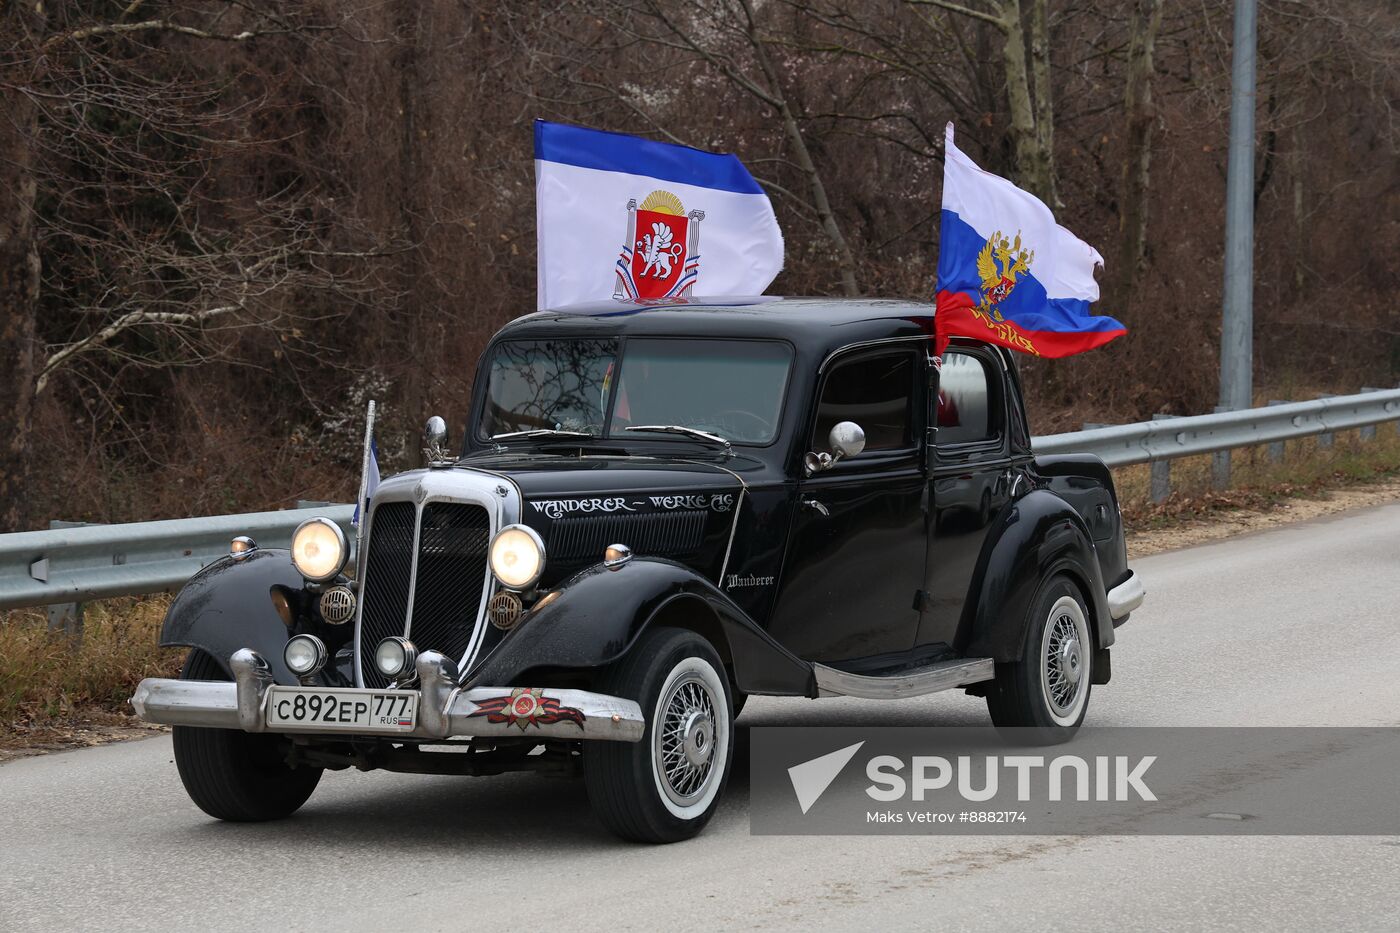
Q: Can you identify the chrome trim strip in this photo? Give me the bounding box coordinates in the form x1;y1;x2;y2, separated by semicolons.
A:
818;335;929;373
130;649;644;743
812;657;995;700
400;499;425;643
678;457;749;587
1107;571;1145;620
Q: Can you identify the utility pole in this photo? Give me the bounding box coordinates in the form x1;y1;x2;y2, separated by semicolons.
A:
1219;0;1256;414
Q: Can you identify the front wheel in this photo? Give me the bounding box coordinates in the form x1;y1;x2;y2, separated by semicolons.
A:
172;649;322;822
986;574;1093;742
583;627;734;843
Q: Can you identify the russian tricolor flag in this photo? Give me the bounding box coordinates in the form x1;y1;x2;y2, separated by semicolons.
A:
535;120;783;311
935;124;1125;358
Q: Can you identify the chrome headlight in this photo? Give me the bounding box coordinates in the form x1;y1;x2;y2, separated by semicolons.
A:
489;524;545;590
291;517;347;582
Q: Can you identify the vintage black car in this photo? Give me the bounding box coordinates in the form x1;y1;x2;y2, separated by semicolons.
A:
132;297;1144;843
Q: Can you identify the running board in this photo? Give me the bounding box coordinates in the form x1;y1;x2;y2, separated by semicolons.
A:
812;657;995;700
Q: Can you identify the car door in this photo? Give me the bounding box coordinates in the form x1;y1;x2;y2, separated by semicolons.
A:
915;344;1013;652
767;346;928;665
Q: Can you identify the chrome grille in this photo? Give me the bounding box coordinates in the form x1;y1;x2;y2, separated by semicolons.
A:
407;503;491;673
357;502;415;687
545;510;707;562
356;500;491;688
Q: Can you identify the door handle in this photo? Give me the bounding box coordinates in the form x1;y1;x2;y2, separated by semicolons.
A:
802;498;830;517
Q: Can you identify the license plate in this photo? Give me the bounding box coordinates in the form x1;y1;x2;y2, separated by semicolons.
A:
266;687;417;733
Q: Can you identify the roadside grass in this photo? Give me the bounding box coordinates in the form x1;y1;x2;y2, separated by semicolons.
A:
1114;427;1400;530
0;596;181;748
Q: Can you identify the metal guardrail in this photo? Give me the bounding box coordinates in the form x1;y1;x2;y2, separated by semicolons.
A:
1;387;1398;618
1033;388;1400;468
0;506;353;615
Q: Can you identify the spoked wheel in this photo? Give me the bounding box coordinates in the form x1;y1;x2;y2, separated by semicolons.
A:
986;574;1093;743
172;649;322;822
584;627;733;843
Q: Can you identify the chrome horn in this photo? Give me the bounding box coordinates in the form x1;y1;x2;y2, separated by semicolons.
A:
804;421;866;475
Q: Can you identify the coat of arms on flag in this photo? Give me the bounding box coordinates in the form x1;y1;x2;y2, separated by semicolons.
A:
614;189;705;300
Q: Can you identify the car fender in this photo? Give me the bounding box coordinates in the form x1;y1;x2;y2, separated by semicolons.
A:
957;488;1113;662
159;549;314;684
467;557;815;696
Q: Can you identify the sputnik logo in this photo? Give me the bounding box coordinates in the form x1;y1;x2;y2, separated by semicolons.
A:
787;742;864;814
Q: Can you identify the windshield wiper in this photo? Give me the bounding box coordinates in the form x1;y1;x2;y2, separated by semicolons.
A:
623;425;732;455
490;428;596;442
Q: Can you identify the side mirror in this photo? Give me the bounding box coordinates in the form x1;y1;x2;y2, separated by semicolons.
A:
829;421;866;460
803;421;866;475
423;416;449;465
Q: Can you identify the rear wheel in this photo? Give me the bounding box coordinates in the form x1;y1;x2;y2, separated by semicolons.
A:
172;649;322;822
986;574;1093;743
583;627;734;843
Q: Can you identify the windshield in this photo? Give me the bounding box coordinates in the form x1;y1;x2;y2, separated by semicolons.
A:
479;338;792;445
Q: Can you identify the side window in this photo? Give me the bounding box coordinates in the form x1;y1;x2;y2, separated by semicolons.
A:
936;351;997;445
815;352;915;452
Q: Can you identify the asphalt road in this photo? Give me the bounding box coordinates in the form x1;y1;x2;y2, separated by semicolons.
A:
3;502;1399;932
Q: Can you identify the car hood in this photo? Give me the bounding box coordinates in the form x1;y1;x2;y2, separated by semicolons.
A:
459;452;746;585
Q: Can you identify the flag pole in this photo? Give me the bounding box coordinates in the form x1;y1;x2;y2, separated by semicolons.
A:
353;399;376;576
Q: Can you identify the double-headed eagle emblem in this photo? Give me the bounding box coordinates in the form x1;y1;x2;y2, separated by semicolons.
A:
976;231;1034;322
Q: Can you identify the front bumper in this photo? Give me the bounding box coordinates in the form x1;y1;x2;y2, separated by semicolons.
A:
130;648;644;743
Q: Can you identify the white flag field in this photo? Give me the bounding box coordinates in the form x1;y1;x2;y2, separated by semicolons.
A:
534;120;784;310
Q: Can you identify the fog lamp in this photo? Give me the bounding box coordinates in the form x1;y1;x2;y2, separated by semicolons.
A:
375;636;417;679
284;634;327;677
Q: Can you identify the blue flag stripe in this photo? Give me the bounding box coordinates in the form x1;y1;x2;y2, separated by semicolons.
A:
937;210;1125;334
534;120;764;195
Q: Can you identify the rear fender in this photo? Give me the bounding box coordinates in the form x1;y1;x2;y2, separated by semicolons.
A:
466;557;814;696
958;489;1113;662
159;549;332;684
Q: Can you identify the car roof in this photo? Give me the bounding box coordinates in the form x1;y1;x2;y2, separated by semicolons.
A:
494;296;935;354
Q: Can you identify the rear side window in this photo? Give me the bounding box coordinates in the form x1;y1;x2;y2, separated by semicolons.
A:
936;351;997;445
816;352;915;452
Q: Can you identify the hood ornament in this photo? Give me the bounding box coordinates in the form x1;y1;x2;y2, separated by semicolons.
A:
423;416;451;468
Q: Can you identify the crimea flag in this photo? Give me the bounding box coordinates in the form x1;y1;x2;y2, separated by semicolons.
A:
935;124;1126;358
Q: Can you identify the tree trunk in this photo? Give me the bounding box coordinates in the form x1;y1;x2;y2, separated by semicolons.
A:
1028;0;1060;208
1116;0;1164;306
742;0;859;296
0;8;44;533
998;0;1052;202
395;0;428;449
1291;122;1305;292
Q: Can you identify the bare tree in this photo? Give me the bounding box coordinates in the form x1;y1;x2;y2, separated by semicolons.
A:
0;1;45;533
1116;0;1164;304
910;0;1056;202
587;0;862;295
